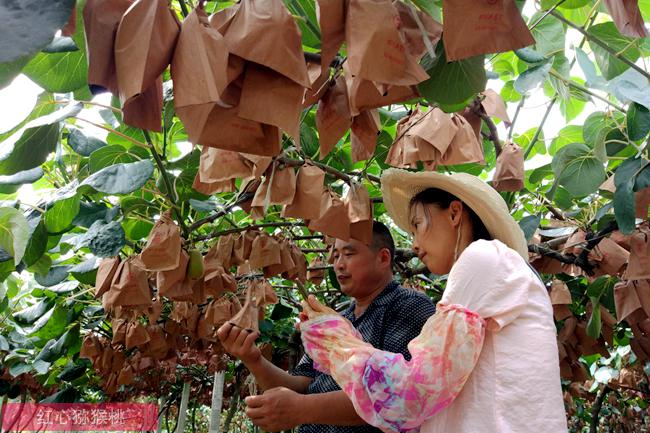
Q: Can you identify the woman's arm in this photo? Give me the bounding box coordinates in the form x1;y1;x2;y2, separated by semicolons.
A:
301;303;485;433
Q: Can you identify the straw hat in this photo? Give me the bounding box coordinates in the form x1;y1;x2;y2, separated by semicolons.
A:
381;168;528;259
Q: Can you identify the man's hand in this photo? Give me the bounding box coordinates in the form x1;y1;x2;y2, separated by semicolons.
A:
300;295;338;324
244;387;305;432
216;322;261;366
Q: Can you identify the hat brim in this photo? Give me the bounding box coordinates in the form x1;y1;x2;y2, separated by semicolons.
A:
380;168;528;259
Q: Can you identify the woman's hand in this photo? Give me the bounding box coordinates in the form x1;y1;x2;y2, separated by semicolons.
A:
300;295;338;322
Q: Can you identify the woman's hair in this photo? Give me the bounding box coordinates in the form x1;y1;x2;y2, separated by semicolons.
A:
409;188;492;242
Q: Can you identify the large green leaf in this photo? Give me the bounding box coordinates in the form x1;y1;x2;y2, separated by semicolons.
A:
614;158;650;233
551;143;607;196
515;62;552;94
0;0;75;63
44;194;80;233
627;102;650;141
22;2;87;93
0;56;32;90
67;129;107;157
23;218;48;267
530;12;565;56
13;299;52;325
88;145;148;172
418;43;486;106
0;207;30;265
588;22;641;80
540;0;590;9
0;124;59;176
0;167;44;194
82;220;126;258
78;160;154;195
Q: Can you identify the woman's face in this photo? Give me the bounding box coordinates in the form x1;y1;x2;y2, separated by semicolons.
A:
410;201;462;275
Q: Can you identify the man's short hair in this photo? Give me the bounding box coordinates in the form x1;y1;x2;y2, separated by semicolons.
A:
371;221;395;265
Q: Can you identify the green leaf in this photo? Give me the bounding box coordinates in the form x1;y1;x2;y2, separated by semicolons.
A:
44;194;80;233
42;36;78;54
78;160;154;195
13;299;52;324
418;43;486;106
559;82;587;122
627;102;650;141
0;0;75;63
549;125;583;155
514;47;547;64
614;158;649;233
586;298;601;339
0;124;59;176
551;143;606;196
549;55;571;100
88;145;147;172
0;167;44;194
588;22;641;80
0;55;32;90
22;2;88;93
23;218;49;267
0;207;30;265
34;265;70;287
67;129;106;157
574;47;608;91
519;214;541;241
514;62;551;94
540;0;590;8
82;220;126;258
32;304;70;341
530;12;565;56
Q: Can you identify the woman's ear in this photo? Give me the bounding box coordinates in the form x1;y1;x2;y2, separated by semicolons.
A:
449;201;464;227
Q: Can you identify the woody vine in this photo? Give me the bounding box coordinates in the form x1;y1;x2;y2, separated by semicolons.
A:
0;0;649;432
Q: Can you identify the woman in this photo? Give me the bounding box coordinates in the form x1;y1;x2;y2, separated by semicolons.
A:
300;168;567;433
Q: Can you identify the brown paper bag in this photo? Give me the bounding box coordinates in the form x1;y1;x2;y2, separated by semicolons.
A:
282;164;326;220
80;335;103;360
317;0;346;74
345;70;419;116
628;279;650;318
192;172;236;195
493;141;524;192
317;77;352;158
407;107;458;160
309;189;351;241
121;79;164;131
105;257;152;308
636;187;650;218
603;0;648;38
386;111;423;168
482;89;511;124
351;110;380;163
199;147;252;183
112;318;128;346
126;321;151;349
346;182;373;245
394;1;442;60
550;279;573;321
147;298;163;324
241;154;273;179
238;64;304;141
589;237;629;276
626;228;650;280
268;164;297;205
140;212;182;271
308;260;326;285
614;280;642;322
230;282;260;331
83;0;134;94
95;257;120;298
264;238;297;277
158;250;193;300
143;325;167;359
303;61;331;107
115;0;180;131
249;233;282;269
233;230;257;265
188;103;282;156
441;0;535;62
215;234;235;268
206;297;234;327
116;364;135;386
282;244;308;283
440;114;485;166
171;6;230;109
222;0;310;87
346;0;428;85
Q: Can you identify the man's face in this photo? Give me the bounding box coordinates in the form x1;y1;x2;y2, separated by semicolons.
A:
332;238;385;298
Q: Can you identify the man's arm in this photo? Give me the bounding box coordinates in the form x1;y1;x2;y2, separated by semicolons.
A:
245;388;367;432
217;322;312;392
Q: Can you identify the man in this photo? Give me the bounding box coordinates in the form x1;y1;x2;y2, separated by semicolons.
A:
217;222;436;433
